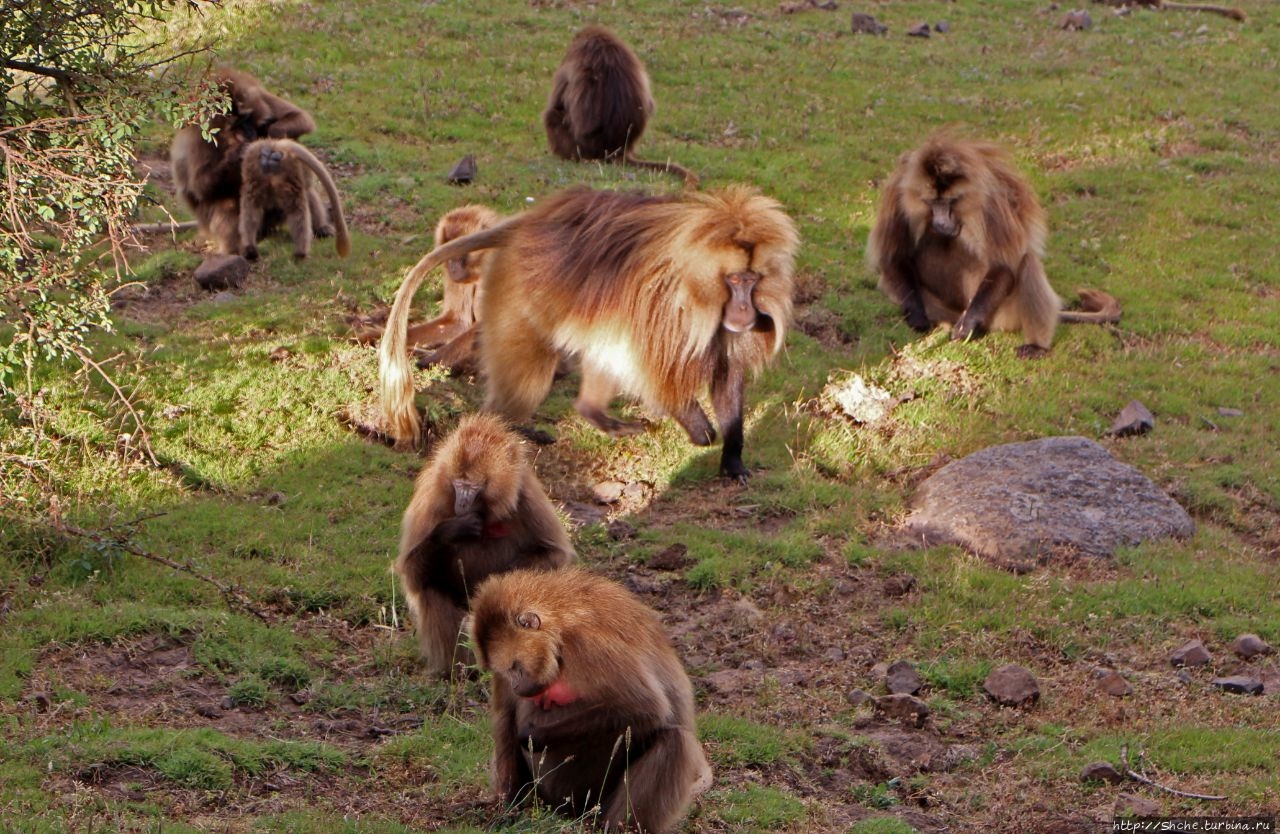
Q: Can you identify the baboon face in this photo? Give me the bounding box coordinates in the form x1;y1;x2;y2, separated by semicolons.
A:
472;608;562;699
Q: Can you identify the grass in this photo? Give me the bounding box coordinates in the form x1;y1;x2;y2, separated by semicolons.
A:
3;0;1280;831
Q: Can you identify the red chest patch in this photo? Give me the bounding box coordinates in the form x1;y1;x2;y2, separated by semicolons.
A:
484;521;511;538
528;678;579;711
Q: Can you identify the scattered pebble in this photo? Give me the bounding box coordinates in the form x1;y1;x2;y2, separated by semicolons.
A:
194;254;249;292
1060;9;1093;30
874;693;930;727
1107;399;1155;437
851;12;888;34
1096;670;1133;697
1169;638;1212;667
882;573;917;598
1210;676;1264;696
1080;761;1125;784
1115;792;1160;817
446;153;477;185
606;519;637;541
906;21;931;37
649;543;692;571
885;659;924;695
984;664;1040;707
1230;633;1273;659
1217;407;1244;417
591;480;625;504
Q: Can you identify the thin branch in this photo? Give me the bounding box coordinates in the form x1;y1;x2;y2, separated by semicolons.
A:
57;520;270;622
68;346;160;467
1120;744;1228;802
3;59;82;85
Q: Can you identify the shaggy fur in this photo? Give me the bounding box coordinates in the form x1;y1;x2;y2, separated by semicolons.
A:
170;68;317;254
470;567;712;833
395;414;572;676
238;138;350;260
544;26;696;186
377;185;798;477
867;132;1118;357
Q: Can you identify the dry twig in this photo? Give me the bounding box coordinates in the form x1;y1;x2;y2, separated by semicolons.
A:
1120;744;1228;801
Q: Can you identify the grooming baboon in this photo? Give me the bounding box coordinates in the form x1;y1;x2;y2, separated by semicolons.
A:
544;26;698;187
395;414;573;676
867;132;1120;358
470;567;713;833
170;68;317;254
1096;0;1245;20
379;185;798;479
238;138;350;260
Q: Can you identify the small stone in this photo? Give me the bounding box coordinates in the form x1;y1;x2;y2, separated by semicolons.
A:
1217;407;1244;418
742;659;766;671
1097;671;1133;697
1059;9;1093;30
220;696;235;710
446;154;477;185
591;481;625;504
194;702;221;719
874;693;930;727
851;12;888;34
1170;638;1212;667
649;543;692;572
846;688;875;706
561;501;606;528
194;254;250;291
934;20;950;33
984;664;1040;707
1107;399;1155;437
263;491;287;507
1210;676;1264;695
1230;633;1274;659
1115;793;1160;817
622;574;663;595
882;573;917;598
1080;761;1124;784
288;690;312;706
824;647;846;663
606;520;637;541
906;21;931;37
269;346;292;362
885;660;924;695
27;692;51;713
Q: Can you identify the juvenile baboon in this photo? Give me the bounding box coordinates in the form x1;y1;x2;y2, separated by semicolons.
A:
170;68;317;254
470;567;713;833
395;414;573;676
544;26;698;187
238;138;350;260
867;132;1120;358
378;185;799;479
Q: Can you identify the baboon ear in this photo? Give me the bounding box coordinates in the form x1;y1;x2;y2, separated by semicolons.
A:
516;611;541;630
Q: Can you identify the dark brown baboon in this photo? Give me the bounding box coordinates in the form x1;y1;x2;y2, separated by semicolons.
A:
169;68;317;254
395;413;573;676
238;138;350;260
544;26;698;187
867;132;1120;358
470;567;713;833
378;185;799;479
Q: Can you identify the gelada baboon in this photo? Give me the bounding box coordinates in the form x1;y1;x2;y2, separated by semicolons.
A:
470;567;713;833
395;414;573;676
544;26;698;187
379;185;798;479
238;138;350;260
867;132;1121;358
355;205;501;370
170;68;318;254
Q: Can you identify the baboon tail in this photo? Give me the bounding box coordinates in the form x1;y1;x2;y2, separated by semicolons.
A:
288;142;352;258
377;220;518;447
1059;288;1122;324
624;152;700;189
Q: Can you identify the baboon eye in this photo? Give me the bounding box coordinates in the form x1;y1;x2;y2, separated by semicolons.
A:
516;611;540;630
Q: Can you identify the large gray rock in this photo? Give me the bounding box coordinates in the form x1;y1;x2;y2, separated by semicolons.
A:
194;254;249;291
903;436;1195;561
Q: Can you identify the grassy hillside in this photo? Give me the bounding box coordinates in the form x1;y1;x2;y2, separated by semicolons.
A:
2;1;1277;832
